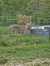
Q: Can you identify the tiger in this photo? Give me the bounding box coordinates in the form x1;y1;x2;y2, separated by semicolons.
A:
8;22;32;35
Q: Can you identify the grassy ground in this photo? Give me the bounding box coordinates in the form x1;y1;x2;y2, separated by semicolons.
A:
0;27;50;64
0;27;8;34
0;34;50;64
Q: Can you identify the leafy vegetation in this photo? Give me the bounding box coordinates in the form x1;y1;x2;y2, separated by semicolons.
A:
0;0;50;26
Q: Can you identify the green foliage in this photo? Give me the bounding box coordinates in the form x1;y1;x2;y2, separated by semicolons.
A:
32;12;50;25
0;0;50;26
0;56;8;64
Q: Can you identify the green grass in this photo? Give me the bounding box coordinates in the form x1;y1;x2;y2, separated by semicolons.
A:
0;27;50;64
0;26;8;34
0;34;49;46
0;34;50;64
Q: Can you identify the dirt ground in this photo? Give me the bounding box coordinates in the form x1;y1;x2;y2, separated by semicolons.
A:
0;58;50;66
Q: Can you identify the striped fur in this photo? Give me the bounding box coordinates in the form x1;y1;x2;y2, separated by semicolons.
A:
8;23;32;34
